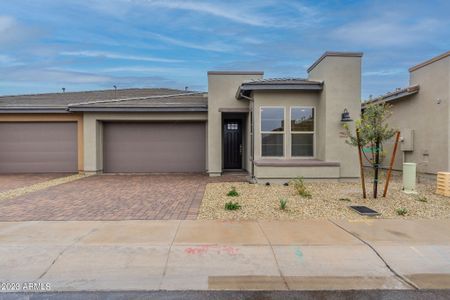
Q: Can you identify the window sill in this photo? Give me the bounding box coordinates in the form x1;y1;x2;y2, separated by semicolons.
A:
253;159;340;167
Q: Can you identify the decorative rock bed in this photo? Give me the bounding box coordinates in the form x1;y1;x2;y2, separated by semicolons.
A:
198;174;450;220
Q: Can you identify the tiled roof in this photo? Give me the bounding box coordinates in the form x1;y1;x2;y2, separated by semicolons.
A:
363;85;420;106
0;88;207;112
242;78;322;86
237;77;323;100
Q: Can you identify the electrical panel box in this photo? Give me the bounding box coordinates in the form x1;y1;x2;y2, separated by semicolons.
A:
400;129;414;152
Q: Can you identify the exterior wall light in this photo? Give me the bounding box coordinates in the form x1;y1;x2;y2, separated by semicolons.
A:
341;108;353;122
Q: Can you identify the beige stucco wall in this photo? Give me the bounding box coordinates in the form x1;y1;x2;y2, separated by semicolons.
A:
254;165;340;179
207;72;263;175
308;55;362;178
253;91;321;160
379;55;449;174
83;112;207;172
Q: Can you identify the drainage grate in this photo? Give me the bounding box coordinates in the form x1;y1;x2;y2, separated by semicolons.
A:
349;205;380;216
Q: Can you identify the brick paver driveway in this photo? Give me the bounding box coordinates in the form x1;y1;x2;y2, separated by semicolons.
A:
0;174;246;221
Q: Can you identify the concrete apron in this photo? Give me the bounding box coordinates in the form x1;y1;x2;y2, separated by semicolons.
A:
0;219;448;292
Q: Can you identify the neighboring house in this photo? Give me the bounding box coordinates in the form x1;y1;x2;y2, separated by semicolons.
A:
0;51;362;181
362;51;450;175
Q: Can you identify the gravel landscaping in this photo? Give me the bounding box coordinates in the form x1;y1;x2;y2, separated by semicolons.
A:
198;172;450;220
0;173;89;202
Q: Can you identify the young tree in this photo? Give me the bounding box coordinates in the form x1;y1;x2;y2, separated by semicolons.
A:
343;103;396;198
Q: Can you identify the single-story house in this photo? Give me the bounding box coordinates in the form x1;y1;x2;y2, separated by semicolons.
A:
0;51;363;181
363;50;450;175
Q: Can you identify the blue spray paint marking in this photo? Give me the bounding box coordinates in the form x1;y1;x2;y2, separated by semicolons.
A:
295;247;303;261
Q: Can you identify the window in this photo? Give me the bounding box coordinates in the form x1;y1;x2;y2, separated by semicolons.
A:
261;107;284;157
227;123;238;130
291;107;314;157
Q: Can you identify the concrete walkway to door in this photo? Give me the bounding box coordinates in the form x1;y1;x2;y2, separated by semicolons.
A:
0;219;449;292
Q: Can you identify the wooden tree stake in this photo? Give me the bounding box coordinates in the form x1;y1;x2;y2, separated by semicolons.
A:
383;131;401;197
356;129;366;198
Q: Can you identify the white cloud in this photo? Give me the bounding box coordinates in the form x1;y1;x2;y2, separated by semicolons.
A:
0;66;177;87
0;54;17;65
363;69;404;76
60;50;182;63
99;66;188;73
139;0;269;27
0;15;36;46
0;15;15;31
332;18;441;47
145;33;235;53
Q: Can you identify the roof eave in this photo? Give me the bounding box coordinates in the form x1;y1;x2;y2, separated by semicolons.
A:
0;107;69;113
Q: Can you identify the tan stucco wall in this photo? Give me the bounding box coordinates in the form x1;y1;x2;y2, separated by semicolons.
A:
308;55;362;178
380;55;449;174
0;113;84;171
207;72;263;175
254;165;340;179
83;112;207;172
253;91;320;160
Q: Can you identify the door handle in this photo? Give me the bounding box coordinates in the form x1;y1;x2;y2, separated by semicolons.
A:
239;144;243;155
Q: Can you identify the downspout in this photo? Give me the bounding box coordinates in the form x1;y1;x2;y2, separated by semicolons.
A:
239;91;256;183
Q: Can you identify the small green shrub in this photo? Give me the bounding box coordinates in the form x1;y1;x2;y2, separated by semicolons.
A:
396;208;408;216
224;201;241;210
417;196;428;202
226;186;239;197
339;198;351;202
279;198;288;210
291;177;312;198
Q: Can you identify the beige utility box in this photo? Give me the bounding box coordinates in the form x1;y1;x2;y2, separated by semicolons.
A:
436;172;450;197
400;129;414;152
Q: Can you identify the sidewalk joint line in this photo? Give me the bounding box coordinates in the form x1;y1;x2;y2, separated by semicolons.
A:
159;220;182;289
327;219;419;290
257;221;289;290
36;227;98;281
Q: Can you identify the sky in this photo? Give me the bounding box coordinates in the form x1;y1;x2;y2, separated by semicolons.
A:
0;0;449;99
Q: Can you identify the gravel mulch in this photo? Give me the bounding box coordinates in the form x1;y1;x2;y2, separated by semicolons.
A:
198;173;450;220
0;173;90;202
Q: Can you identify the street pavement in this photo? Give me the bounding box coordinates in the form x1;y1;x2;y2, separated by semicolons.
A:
0;219;448;293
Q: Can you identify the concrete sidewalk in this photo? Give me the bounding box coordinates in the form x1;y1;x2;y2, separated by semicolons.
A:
0;219;449;292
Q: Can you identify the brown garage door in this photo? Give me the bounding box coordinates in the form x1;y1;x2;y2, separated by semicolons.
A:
103;122;206;173
0;122;77;173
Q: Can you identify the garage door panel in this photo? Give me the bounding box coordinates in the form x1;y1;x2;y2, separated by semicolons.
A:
0;122;78;173
103;122;205;173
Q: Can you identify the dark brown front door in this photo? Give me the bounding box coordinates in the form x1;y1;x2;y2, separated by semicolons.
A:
223;119;242;169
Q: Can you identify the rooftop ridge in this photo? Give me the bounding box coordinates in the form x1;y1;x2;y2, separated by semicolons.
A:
307;51;363;73
363;84;419;104
409;50;450;72
68;92;206;107
242;78;323;85
0;87;185;99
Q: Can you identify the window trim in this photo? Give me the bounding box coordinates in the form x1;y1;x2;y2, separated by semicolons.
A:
260;106;285;158
290;106;316;158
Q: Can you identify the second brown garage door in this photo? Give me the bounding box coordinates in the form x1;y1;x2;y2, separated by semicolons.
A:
103;122;206;173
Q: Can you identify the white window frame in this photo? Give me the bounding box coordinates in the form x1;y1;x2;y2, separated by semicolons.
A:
260;106;285;158
290;106;315;158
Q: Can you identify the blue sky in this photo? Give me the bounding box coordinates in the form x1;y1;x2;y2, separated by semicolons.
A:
0;0;449;99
